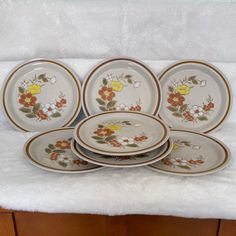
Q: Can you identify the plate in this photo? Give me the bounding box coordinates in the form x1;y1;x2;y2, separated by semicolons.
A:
23;128;103;173
82;57;161;116
158;61;232;133
1;59;81;131
147;129;231;176
71;139;173;168
73;111;170;156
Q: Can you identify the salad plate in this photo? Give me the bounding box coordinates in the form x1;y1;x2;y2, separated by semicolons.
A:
23;127;103;173
1;59;81;132
82;57;161;116
147;129;231;176
158;61;232;133
73;111;170;156
71;138;173;168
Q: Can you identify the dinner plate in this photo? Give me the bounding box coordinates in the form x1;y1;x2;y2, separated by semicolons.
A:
23;128;103;173
71;138;173;168
1;59;81;132
82;57;161;116
73;111;170;156
158;61;232;133
147;129;231;176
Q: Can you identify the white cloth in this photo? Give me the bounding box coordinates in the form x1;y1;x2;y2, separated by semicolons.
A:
0;1;236;62
0;59;235;219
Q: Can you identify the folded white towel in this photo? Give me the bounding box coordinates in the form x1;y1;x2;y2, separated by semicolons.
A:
0;59;235;219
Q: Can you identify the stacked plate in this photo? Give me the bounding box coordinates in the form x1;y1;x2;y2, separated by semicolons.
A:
0;58;232;176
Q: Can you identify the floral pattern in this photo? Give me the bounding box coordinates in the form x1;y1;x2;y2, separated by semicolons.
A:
100;153;148;161
18;74;67;121
45;138;88;168
166;75;214;122
91;121;148;148
161;140;204;170
96;73;142;112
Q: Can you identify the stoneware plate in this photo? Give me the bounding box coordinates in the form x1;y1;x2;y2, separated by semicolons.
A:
1;59;81;132
147;129;231;176
158;61;232;133
82;57;161;116
23;127;103;173
73;111;170;156
71;138;173;168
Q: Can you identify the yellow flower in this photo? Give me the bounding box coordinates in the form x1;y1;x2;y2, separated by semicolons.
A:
176;85;190;95
106;124;123;131
111;81;125;92
173;143;180;151
27;84;41;95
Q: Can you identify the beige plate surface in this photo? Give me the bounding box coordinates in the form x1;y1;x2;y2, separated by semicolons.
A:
1;59;81;132
147;129;231;176
23;128;103;173
82;57;161;116
158;60;232;133
73;111;170;156
71;138;173;168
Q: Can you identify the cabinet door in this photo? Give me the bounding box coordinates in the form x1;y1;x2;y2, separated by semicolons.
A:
14;212;106;236
218;220;236;236
0;213;15;236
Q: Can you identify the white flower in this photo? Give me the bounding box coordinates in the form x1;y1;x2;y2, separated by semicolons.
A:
118;104;129;111
118;137;134;146
133;81;141;88
58;154;73;163
50;77;56;84
200;80;206;87
190;105;204;117
106;73;114;81
134;123;141;127
42;103;57;116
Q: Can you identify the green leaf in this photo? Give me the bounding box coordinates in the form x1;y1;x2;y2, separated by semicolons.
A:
58;161;67;168
42;78;48;82
177;165;191;169
136;153;148;158
107;100;117;108
19;107;31;113
99;106;108;112
102;78;108;85
53;150;66;153
92;136;104;140
26;114;36;118
96;140;106;144
48;144;55;150
38;73;46;80
122;121;131;125
197;116;208;121
127;78;133;84
67;137;72;141
188;76;198;85
168;86;174;92
45;148;51;154
167;106;178;112
179;104;188;112
32;103;41;113
125;74;132;79
51;112;61;118
181;141;191;147
105;135;117;142
98;124;104;128
127;144;138;147
18;87;25;93
172;112;183;118
96;98;106;106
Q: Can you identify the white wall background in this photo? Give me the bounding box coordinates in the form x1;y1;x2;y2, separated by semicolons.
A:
0;0;236;62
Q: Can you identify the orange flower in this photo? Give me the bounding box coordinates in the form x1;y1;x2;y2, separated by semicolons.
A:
167;93;185;107
36;110;48;120
134;135;148;141
183;111;194;121
98;86;115;101
94;128;114;137
55;140;71;149
108;139;122;147
73;159;88;165
50;152;59;160
162;157;172;166
19;93;37;107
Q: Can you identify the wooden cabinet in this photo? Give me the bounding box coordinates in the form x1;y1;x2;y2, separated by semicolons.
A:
0;207;235;236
